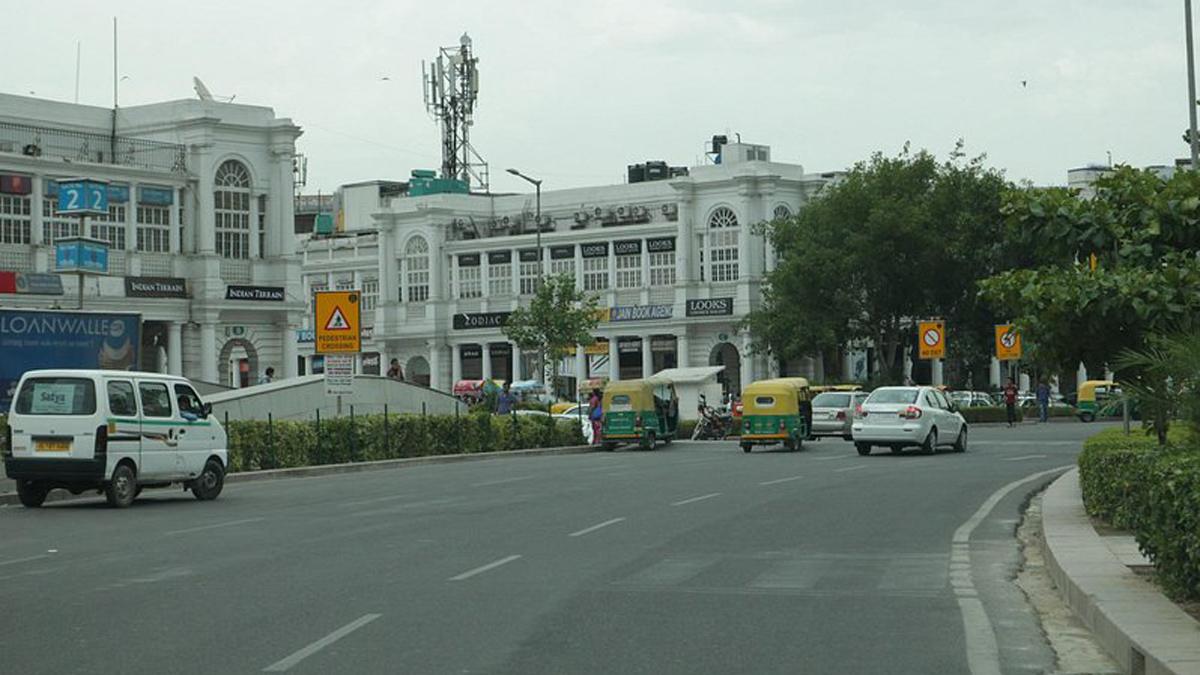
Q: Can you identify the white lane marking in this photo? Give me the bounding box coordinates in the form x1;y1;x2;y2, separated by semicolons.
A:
759;475;804;486
449;554;522;581
569;517;626;537
813;454;853;461
472;474;535;487
341;493;413;508
263;613;382;672
1002;455;1047;462
164;517;264;536
834;465;868;473
951;465;1073;675
671;492;721;506
0;554;50;567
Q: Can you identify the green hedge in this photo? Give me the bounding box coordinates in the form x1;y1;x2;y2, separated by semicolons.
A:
1078;427;1200;599
226;412;584;473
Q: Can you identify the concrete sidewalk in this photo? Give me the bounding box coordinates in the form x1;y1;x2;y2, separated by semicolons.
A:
1042;469;1200;675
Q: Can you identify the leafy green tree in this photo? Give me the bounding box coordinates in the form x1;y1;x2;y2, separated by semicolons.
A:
981;167;1200;377
746;144;1011;385
1112;330;1200;445
502;273;601;391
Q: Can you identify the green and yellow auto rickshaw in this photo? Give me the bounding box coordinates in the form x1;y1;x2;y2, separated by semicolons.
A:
600;376;679;450
739;377;813;452
1077;380;1124;422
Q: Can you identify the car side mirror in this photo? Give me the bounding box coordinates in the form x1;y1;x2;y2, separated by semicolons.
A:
201;402;213;419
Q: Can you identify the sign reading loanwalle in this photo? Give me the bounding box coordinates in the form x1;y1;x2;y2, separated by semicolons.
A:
226;285;285;301
125;276;187;298
453;311;512;330
686;297;734;317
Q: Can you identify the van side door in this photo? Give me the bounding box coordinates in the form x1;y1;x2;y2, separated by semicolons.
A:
172;382;213;478
103;379;141;474
136;380;180;480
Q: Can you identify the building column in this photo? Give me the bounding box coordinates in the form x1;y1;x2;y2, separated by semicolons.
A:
428;339;443;391
1077;362;1088;390
170;187;183;254
277;154;296;257
381;224;399;304
248;191;261;260
641;335;654;378
30;174;44;246
512;343;525;382
575;346;587;392
281;320;298;379
451;343;462;384
677;332;690;369
931;358;943;387
167;322;183;376
843;348;854;382
813;352;825;384
482;343;493;381
989;357;1002;389
608;336;620;381
1019;371;1031;392
124;181;138;252
200;322;218;383
196;148;216;254
740;332;753;394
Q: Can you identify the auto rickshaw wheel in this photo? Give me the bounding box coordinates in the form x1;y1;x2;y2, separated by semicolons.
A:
601;442;618;451
1080;411;1095;423
741;442;752;453
641;431;656;451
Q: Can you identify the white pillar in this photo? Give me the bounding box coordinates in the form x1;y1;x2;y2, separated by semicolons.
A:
575;346;587;393
989;357;1002;389
197;150;216;254
482;343;493;381
641;336;654;378
451;343;462;384
843;348;854;381
169;187;182;254
200;322;218;383
677;332;690;369
1019;371;1031;392
428;340;443;391
608;336;620;381
281;321;298;379
740;333;753;394
276;155;297;257
1077;362;1088;390
903;353;914;383
248;191;261;260
813;352;825;384
30;175;44;246
124;181;138;252
931;358;943;387
513;344;525;381
167;322;183;376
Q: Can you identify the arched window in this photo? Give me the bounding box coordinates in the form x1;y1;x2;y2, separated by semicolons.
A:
773;204;792;221
707;206;739;282
214;160;251;259
404;236;430;302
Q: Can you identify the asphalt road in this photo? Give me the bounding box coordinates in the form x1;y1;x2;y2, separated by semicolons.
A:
0;422;1115;675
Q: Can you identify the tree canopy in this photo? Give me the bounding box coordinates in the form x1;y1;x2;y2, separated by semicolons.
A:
502;273;601;385
745;144;1011;384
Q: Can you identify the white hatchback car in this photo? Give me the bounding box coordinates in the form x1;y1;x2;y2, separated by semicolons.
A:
850;386;967;456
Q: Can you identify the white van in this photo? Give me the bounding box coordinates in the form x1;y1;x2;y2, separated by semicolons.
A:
3;369;228;508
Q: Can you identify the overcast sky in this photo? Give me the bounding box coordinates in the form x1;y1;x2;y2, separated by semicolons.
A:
3;1;1193;194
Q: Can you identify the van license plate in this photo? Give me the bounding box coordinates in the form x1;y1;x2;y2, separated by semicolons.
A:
35;440;72;452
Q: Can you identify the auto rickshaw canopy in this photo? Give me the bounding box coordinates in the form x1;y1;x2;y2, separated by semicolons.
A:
742;378;812;416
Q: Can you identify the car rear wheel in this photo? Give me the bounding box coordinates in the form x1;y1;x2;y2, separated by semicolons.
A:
922;429;938;456
855;442;871;456
105;464;137;508
953;427;968;453
16;480;49;508
192;459;225;501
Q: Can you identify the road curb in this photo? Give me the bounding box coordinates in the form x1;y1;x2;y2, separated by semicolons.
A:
1042;469;1200;675
0;444;599;507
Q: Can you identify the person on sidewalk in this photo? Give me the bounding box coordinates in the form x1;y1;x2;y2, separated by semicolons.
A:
1003;378;1019;427
588;390;603;444
495;382;518;415
386;358;404;381
258;367;275;385
1036;380;1051;423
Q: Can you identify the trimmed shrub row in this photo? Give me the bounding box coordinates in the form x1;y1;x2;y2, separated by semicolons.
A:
226;412;585;473
957;405;1075;424
1078;427;1200;599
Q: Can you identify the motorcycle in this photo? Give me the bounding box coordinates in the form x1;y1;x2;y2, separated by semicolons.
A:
692;395;733;440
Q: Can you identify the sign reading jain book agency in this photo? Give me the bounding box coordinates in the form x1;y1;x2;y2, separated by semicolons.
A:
125;277;187;298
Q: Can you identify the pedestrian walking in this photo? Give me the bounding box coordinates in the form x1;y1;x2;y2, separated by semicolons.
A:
1003;378;1019;427
386;358;404;381
258;366;275;385
495;382;518;415
1036;380;1051;423
588;390;603;444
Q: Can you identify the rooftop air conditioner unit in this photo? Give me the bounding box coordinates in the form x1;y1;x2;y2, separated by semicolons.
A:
632;205;648;219
593;206;604;218
661;203;678;218
616;205;629;218
574;211;589;224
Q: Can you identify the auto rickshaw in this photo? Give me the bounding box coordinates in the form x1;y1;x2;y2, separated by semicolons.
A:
452;379;503;404
1077;380;1123;422
808;384;863;394
600;376;678;450
739;377;813;452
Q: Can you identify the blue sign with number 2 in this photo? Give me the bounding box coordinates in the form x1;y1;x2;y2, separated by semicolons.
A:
57;180;108;215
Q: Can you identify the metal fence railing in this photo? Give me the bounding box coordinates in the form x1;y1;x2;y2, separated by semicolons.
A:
0;121;187;175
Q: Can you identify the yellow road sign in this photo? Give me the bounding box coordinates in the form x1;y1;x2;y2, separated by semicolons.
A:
995;324;1021;361
918;321;945;359
315;290;361;354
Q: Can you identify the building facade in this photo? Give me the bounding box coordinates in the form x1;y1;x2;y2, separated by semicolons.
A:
298;142;830;396
0;94;303;387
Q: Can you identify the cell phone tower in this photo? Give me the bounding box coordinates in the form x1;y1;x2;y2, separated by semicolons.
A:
423;33;489;192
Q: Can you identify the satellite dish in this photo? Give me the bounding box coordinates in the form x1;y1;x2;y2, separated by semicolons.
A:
193;76;215;101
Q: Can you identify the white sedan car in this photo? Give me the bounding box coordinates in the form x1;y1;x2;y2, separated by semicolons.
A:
850;386;967;456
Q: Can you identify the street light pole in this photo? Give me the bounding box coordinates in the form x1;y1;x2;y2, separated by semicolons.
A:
1188;0;1200;168
506;168;544;282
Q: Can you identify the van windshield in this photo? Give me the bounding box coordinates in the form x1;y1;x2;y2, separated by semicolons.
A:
14;377;97;415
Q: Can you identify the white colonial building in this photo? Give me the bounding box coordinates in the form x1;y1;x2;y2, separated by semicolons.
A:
298;141;832;396
0;93;303;387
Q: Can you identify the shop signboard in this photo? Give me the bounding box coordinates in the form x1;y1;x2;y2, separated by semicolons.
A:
453;312;511;330
686;298;734;317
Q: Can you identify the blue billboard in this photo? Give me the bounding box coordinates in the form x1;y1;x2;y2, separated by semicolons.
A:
0;310;141;409
56;179;109;215
54;237;110;274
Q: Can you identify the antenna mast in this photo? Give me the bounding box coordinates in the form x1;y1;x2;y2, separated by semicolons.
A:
423;33;488;192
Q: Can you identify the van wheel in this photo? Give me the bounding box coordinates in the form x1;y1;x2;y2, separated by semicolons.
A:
105;465;137;508
192;460;225;501
16;480;49;508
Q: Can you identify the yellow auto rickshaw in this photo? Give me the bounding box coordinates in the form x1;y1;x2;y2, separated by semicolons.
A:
808;384;863;395
740;377;813;452
600;376;679;450
1077;380;1123;422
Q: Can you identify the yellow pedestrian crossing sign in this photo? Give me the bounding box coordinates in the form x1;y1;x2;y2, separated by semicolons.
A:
315;291;360;354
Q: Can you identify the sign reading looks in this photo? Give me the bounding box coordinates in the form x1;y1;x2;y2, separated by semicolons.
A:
685;297;734;317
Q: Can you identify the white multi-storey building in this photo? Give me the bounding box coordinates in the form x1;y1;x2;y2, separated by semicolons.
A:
0;93;303;387
299;141;831;396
